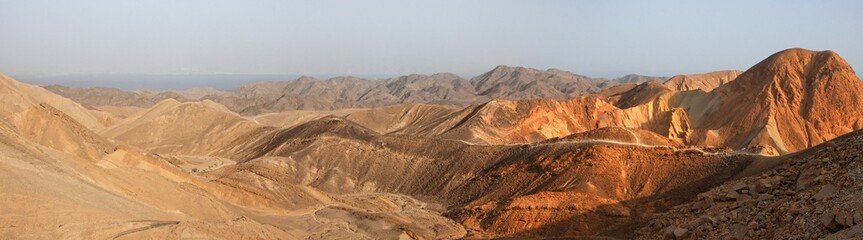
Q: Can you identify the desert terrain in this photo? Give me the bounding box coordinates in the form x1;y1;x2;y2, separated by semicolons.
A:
1;48;862;239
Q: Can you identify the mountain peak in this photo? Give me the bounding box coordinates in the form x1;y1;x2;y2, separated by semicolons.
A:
486;65;539;75
726;48;856;90
429;72;461;79
545;68;569;74
490;65;516;72
755;48;851;75
703;48;863;152
296;75;319;82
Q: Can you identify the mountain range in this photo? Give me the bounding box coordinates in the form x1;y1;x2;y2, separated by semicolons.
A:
2;48;863;239
45;67;672;115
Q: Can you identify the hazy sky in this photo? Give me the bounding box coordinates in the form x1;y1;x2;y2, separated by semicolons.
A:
0;0;861;78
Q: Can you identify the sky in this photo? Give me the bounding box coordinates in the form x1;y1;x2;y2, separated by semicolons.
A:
0;0;861;81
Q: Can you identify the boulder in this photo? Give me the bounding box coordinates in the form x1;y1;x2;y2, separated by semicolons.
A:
822;212;844;232
814;184;838;201
673;227;690;239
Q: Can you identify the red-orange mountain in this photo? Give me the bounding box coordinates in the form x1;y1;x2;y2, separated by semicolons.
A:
692;49;863;153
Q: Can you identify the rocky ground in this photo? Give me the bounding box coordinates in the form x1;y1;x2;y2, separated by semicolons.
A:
637;130;863;239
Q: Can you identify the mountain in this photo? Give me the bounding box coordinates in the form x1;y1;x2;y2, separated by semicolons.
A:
470;65;607;100
224;73;482;114
662;70;742;92
691;49;863;153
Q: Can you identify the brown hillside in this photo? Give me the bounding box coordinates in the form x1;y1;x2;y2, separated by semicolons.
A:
694;48;863;153
637;129;863;239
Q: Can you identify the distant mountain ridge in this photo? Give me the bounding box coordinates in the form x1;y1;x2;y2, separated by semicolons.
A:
44;66;677;115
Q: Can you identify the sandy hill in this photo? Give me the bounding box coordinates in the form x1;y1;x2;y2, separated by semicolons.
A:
101;99;263;155
0;74;307;239
0;73;117;160
1;74;106;131
342;103;461;134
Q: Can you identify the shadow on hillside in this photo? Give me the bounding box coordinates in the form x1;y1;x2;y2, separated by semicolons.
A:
490;154;765;239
